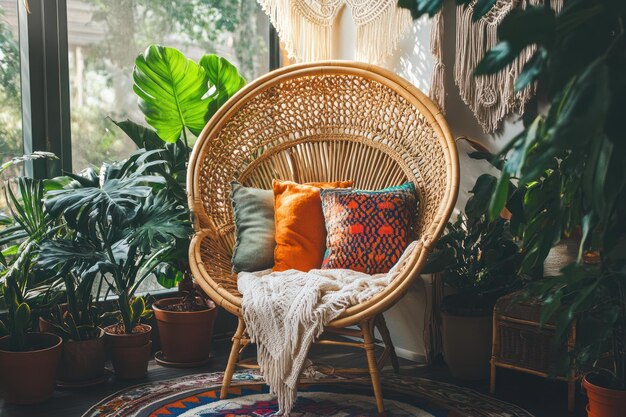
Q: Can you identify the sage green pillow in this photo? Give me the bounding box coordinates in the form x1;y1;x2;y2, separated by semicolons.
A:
230;181;275;272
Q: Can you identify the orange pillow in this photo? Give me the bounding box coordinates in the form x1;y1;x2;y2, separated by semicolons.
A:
273;180;353;272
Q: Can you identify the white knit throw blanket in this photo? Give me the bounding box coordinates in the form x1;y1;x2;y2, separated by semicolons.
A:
237;242;416;415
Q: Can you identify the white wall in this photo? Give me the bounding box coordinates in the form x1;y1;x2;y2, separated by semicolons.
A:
330;1;521;361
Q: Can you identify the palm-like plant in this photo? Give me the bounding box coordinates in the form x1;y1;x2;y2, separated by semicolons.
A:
0;163;61;347
40;157;191;334
423;171;523;314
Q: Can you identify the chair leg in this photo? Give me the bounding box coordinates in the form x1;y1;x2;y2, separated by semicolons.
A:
375;314;400;373
221;318;245;400
489;362;497;394
567;372;576;412
362;319;385;414
490;310;497;395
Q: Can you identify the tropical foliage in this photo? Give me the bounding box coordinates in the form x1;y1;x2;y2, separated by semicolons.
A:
399;0;626;386
39;159;191;334
123;45;246;289
0;44;245;341
423;161;523;314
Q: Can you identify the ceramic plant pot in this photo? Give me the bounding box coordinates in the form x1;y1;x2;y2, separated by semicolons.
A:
0;332;63;404
153;297;217;366
583;375;626;417
442;312;493;380
104;324;152;380
57;329;106;384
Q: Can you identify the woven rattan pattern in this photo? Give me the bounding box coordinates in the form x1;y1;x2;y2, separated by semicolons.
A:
187;62;458;325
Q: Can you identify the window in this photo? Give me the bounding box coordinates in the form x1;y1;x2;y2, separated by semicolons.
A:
0;0;22;179
67;0;271;172
5;0;275;177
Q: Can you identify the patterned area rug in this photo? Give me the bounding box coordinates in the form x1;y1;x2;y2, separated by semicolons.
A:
82;371;535;417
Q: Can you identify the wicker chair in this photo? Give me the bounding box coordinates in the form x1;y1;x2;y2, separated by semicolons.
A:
187;61;459;413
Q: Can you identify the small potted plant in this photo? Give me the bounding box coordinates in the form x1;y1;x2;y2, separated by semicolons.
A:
424;173;522;380
0;276;63;404
42;159;190;379
152;280;217;366
0;173;65;402
38;272;106;386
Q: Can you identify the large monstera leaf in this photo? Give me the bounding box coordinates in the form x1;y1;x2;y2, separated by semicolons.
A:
133;45;209;143
200;54;246;118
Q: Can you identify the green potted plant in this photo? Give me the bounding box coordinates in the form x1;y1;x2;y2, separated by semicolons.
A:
0;276;63;404
111;45;245;367
42;272;106;386
423;173;522;380
0;170;64;403
40;157;190;380
401;0;625;413
152;288;217;366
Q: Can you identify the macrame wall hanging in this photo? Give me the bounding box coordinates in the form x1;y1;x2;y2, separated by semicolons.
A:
257;0;413;65
429;0;563;133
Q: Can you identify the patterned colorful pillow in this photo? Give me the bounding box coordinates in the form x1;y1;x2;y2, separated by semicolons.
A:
320;183;418;274
273;179;353;272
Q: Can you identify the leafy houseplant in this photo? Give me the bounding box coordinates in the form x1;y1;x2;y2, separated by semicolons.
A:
119;45;245;366
401;0;626;413
41;272;107;385
40;157;190;379
0;275;63;404
0;276;63;404
423;171;522;380
0;155;66;402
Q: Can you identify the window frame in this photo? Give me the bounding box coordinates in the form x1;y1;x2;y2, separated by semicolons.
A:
16;0;280;179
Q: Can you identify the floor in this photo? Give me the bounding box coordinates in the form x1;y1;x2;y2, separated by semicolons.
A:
0;334;588;417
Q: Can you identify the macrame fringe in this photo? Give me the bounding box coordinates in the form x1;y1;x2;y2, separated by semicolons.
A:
257;0;412;65
293;14;333;62
429;10;446;111
452;0;563;133
354;4;413;65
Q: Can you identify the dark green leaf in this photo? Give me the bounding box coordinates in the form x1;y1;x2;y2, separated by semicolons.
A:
489;172;510;221
112;119;162;150
498;7;556;48
465;174;497;220
472;0;497;21
475;41;519;75
516;48;547;91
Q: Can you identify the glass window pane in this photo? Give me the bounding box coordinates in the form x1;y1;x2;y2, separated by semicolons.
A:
0;0;23;177
0;0;22;215
67;0;270;172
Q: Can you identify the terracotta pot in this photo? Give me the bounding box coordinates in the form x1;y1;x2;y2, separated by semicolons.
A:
583;375;626;417
57;329;106;384
153;297;217;365
104;324;152;379
38;304;68;335
38;316;56;334
442;312;492;380
0;332;63;404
